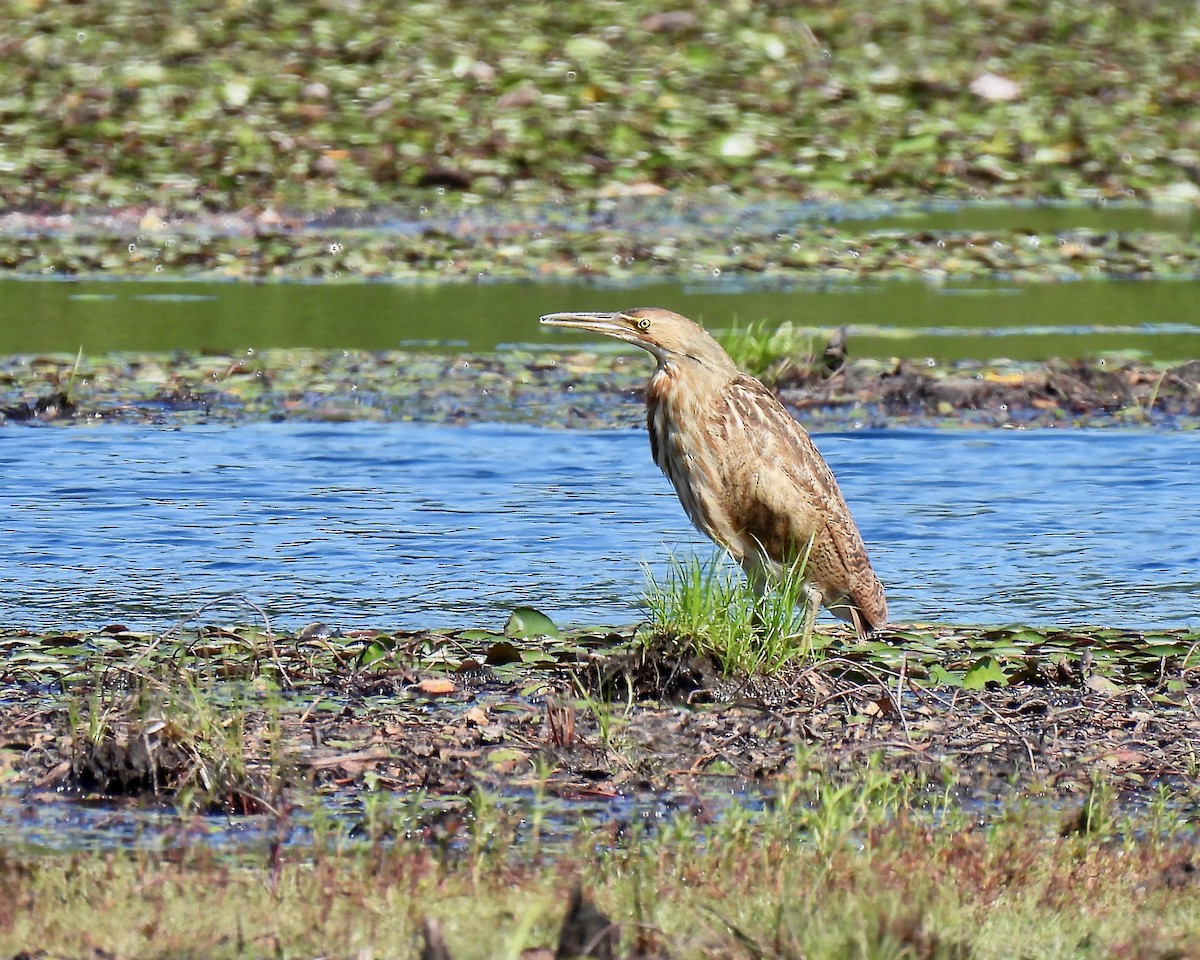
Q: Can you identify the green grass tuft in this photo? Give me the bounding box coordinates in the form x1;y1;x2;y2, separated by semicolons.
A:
718;318;816;383
641;552;816;675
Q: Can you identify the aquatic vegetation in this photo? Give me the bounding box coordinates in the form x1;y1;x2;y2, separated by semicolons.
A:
4;614;1200;954
3;210;1200;282
5;348;1200;429
2;2;1199;283
718;318;818;385
9;617;1200;811
641;552;815;674
58;627;298;812
2;1;1199;211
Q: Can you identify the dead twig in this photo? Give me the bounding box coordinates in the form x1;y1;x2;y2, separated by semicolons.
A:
956;689;1039;771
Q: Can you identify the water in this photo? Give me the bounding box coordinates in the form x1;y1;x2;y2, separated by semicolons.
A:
831;199;1198;235
2;275;1199;361
0;781;710;856
2;423;1196;632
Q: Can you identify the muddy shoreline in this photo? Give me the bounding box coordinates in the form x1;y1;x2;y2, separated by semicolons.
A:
5;621;1199;828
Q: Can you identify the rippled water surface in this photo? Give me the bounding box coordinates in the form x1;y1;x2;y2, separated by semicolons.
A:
2;424;1196;631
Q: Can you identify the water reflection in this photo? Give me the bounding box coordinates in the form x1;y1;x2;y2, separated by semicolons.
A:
1;424;1196;631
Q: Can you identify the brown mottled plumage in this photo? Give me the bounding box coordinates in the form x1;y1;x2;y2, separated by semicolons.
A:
540;306;887;636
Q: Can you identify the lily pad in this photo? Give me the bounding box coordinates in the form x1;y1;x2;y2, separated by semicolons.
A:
963;656;1009;690
504;607;560;640
928;664;965;688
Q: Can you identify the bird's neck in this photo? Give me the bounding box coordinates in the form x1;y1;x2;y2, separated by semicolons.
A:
647;360;682;404
646;360;732;462
648;357;732;403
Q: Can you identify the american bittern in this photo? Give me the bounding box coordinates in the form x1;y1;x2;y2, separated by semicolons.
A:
540;307;887;637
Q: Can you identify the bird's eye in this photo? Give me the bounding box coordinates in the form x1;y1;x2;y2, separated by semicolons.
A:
636;318;651;330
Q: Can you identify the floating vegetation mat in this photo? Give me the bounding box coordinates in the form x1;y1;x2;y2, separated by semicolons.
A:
5;204;1200;282
3;348;1200;429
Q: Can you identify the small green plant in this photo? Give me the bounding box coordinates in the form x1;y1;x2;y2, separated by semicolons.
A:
468;787;506;883
718;318;815;383
64;346;85;399
63;663;282;813
65;678;114;746
572;671;633;751
1063;775;1119;841
525;755;554;862
359;780;394;843
641;551;817;675
170;676;250;792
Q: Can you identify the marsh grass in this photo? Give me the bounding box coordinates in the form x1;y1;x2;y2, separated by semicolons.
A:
572;670;634;751
718;319;816;384
4;762;1200;959
64;656;290;813
641;552;817;675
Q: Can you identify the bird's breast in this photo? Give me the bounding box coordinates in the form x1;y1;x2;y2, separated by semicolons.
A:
646;366;729;544
645;367;673;471
647;366;695;475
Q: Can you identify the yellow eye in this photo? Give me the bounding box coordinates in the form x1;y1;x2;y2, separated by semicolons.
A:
636;318;651;330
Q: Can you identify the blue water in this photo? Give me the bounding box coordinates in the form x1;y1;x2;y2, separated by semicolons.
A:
1;423;1197;631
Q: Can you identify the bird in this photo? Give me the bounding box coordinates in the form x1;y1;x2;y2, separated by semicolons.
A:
539;307;887;637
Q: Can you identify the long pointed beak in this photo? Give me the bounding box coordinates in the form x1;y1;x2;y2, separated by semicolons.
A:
539;309;664;361
539;311;626;334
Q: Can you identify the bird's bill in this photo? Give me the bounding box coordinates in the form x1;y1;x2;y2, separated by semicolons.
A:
539;311;629;335
540;310;664;358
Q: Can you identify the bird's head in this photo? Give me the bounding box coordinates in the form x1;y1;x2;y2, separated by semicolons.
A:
539;307;737;374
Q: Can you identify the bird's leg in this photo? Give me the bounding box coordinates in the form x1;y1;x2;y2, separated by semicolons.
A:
739;554;773;637
741;552;770;598
848;606;867;641
799;582;822;652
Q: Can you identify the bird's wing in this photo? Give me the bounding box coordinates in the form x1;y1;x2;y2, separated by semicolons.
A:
713;375;874;586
